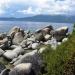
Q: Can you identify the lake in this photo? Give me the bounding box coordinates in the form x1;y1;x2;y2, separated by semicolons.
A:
0;21;73;33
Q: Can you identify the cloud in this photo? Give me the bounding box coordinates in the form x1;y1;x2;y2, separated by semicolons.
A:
0;0;75;17
17;7;41;15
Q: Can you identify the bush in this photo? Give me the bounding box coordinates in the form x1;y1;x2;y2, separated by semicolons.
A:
41;24;75;75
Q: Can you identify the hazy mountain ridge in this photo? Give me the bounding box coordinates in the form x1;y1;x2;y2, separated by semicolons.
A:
0;15;75;23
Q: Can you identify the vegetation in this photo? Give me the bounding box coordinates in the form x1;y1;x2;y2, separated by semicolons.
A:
41;24;75;75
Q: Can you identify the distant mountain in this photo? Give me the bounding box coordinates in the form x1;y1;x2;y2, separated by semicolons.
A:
0;15;75;23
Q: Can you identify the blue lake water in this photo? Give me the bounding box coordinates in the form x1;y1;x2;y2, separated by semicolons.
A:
0;21;73;33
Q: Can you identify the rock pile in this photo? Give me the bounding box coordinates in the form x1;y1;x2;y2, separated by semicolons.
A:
0;25;69;75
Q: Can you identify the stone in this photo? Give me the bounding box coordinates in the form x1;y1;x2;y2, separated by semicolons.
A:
20;40;27;48
10;55;23;64
38;47;46;54
0;63;6;73
9;63;32;75
10;45;18;49
50;37;57;49
57;42;61;45
8;26;20;38
0;48;5;56
13;50;43;75
35;32;45;42
3;50;18;60
31;43;39;49
13;46;25;55
44;34;51;40
0;37;12;50
44;37;57;49
56;26;68;32
0;33;7;40
13;32;24;45
62;38;68;42
0;69;10;75
3;46;24;60
50;26;68;42
42;25;53;35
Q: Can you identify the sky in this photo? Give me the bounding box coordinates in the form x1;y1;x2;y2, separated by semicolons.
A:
0;0;75;17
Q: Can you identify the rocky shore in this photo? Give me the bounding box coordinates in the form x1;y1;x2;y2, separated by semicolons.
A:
0;25;69;75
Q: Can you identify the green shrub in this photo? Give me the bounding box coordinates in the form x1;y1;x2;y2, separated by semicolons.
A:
41;24;75;75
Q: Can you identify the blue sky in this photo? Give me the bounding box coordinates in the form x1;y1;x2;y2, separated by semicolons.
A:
0;0;75;17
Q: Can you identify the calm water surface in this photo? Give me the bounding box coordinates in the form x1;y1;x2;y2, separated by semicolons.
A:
0;21;73;33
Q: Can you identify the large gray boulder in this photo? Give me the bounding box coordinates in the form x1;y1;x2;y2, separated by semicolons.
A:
35;25;53;35
50;26;68;42
35;32;45;42
13;32;24;45
42;25;53;35
9;63;33;75
13;50;43;75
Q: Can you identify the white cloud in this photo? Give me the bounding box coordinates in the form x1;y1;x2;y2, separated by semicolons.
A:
17;7;41;15
0;0;75;16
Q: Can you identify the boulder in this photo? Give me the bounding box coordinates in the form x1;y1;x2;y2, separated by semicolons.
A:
13;50;43;75
13;32;24;45
35;32;45;42
42;25;53;35
0;69;10;75
8;26;20;38
50;26;68;42
0;63;6;73
0;48;5;56
9;63;32;75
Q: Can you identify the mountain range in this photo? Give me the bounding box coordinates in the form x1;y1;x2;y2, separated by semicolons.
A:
0;15;75;23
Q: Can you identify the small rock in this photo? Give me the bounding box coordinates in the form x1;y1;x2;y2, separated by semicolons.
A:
3;50;17;60
57;42;61;45
13;46;24;55
0;48;5;56
0;63;6;73
44;34;51;40
38;47;46;53
62;38;68;42
32;43;39;49
0;69;10;75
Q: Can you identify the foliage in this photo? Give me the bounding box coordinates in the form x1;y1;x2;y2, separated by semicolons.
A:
41;24;75;75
